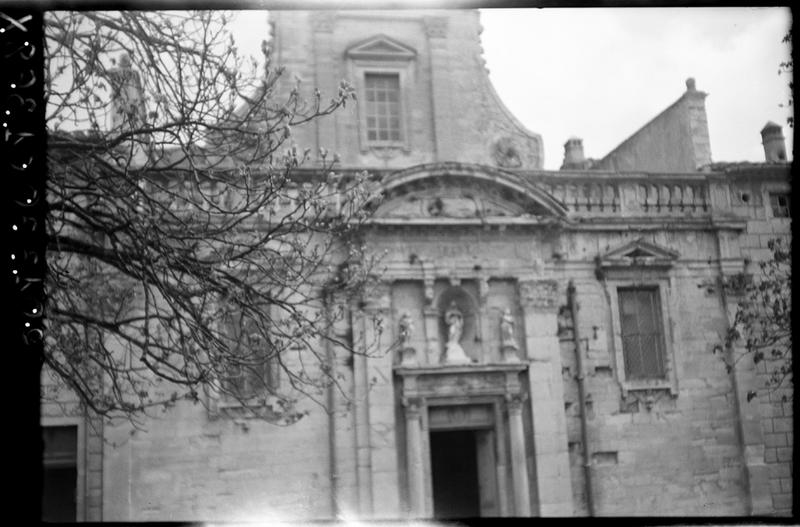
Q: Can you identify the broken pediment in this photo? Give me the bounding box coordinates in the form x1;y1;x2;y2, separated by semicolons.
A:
346;35;417;61
598;238;680;268
369;162;568;223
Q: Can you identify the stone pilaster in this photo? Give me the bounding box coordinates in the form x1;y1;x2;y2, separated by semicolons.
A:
721;285;773;515
425;16;456;161
358;281;400;517
403;397;426;518
507;393;531;516
519;279;574;516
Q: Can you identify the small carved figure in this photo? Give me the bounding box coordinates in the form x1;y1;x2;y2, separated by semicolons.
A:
398;312;414;347
445;302;463;344
500;308;516;347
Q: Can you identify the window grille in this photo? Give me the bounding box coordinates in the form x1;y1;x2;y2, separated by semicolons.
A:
364;73;402;143
769;192;791;218
223;310;278;399
618;287;666;379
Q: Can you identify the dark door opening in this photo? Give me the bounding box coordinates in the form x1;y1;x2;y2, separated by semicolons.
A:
430;430;481;519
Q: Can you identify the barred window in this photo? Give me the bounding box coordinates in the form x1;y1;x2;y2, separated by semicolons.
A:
769;192;791;218
618;287;666;380
364;73;402;143
222;310;279;400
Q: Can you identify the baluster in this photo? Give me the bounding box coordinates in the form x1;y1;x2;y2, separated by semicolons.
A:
673;185;683;212
661;184;671;212
684;185;695;213
592;183;602;212
639;184;648;212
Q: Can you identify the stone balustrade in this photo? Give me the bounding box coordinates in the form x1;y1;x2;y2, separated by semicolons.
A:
539;173;711;217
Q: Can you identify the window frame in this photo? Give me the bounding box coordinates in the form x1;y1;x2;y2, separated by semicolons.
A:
345;36;416;153
761;182;791;220
608;278;678;396
352;63;412;152
363;72;403;146
208;302;281;412
768;191;791;218
616;286;668;381
41;418;85;522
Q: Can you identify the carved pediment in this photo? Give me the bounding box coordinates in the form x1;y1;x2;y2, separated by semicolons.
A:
369;163;568;223
346;35;416;61
376;186;527;219
598;238;679;268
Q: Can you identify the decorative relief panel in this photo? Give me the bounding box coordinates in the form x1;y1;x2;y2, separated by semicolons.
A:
492;136;523;168
428;404;494;429
520;279;560;310
417;371;505;396
377;187;527;219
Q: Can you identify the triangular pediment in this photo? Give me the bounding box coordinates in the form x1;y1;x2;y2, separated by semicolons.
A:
599;238;680;268
346;35;416;61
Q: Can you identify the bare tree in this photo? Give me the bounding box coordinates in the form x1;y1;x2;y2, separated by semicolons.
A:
44;11;380;426
720;238;792;402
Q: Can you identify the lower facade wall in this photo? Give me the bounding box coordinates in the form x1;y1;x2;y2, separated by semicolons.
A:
101;400;343;522
558;273;749;516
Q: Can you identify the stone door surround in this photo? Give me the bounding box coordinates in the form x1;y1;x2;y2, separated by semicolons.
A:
395;363;531;517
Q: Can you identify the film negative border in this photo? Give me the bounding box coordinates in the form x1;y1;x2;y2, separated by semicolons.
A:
3;11;46;348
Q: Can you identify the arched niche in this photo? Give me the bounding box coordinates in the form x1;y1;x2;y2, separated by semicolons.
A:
435;285;481;363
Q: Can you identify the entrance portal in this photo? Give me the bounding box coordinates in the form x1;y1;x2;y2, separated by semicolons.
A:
430;430;480;518
430;428;499;518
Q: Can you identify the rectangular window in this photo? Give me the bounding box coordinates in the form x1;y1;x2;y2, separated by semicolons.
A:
364;73;402;144
618;287;666;380
42;426;78;522
769;192;791;218
223;310;278;400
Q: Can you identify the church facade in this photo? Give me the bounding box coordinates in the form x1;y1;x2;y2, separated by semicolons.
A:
42;10;792;520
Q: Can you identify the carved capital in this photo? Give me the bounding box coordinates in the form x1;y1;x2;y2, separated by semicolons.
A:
424;16;448;38
505;392;528;413
520;279;560;311
403;396;424;417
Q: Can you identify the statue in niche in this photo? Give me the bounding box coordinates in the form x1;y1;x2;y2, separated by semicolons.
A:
398;312;417;366
443;301;471;364
500;308;520;363
399;312;414;346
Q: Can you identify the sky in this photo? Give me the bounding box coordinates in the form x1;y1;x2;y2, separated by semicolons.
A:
231;7;792;170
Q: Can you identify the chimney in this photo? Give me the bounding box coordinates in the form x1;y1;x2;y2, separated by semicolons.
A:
108;52;145;132
760;121;787;162
561;137;586;169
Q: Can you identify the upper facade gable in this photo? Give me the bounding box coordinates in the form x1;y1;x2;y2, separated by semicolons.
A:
345;34;417;61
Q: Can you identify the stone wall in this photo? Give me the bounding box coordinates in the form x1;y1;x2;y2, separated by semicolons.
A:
593;80;712;173
555;231;749;515
728;175;793;515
